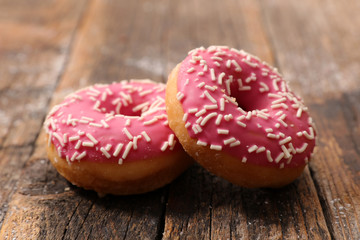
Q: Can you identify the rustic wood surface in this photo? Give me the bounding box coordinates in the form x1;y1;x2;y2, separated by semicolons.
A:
0;0;359;239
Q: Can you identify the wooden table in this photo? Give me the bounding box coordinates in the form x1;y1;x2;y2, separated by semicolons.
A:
0;0;359;239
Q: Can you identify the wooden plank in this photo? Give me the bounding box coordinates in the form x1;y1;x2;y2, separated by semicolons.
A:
261;0;360;238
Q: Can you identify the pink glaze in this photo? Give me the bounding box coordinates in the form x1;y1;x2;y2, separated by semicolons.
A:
176;46;316;168
44;80;181;164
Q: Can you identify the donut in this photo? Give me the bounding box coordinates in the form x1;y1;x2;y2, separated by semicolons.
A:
44;80;193;195
166;46;316;188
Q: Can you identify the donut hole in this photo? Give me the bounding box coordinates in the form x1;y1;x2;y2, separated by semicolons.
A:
230;85;268;112
118;106;142;117
97;99;143;117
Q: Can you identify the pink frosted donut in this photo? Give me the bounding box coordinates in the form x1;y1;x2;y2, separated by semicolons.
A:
44;80;192;195
166;46;316;188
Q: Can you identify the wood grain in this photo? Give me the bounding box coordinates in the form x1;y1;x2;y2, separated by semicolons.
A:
0;0;359;239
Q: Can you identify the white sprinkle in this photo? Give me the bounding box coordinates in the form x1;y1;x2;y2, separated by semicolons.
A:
215;114;223;125
281;145;291;158
266;150;273;162
237;78;243;87
246;111;252;120
100;147;111;159
74;140;81;149
197;82;206;88
218;72;225;85
122;142;133;159
224;137;236;145
242;157;247;163
185;122;191;128
245;73;257;83
296;143;308;153
211;56;223;61
123;128;133;140
303;127;315;140
275;152;285;163
297;131;303;137
82;141;94;147
217;129;229;134
236;121;247;128
268;93;282;98
210;68;216;81
143;118;158;125
132;101;150;112
101;92;107;101
211;61;219;68
223;95;238;106
279;136;292;145
53;132;64;147
273;79;280;91
225;77;232;95
176;92;185;101
86;133;98;144
125;118;131;126
272;97;287;105
259;82;269;93
185;79;190;85
256;146;266;153
231;60;242;72
188;108;198;113
210;144;222;151
187;67;195;73
230;140;241;147
76;151;87;160
139;89;153;96
93;101;101;111
226;59;231;68
267;133;279;139
275;110;284;116
278;119;288;127
204;104;218;110
132;136;139;150
296;107;303;118
196;116;203;124
271;103;288;109
242;58;258;68
71;152;79;161
182;113;189;122
275;123;281;128
168;134;175;146
197;140;207;146
195;109;207;117
265;128;273;133
239;86;251;91
89;122;103;128
200;112;217;126
257;112;269;120
220;98;225;111
141;131;151;142
63;133;68;143
205;85;217;91
79;120;89;124
204;91;217;103
279;163;285;169
105;143;112;151
289;143;297;154
248;145;258;153
224;114;233;121
161;141;169;151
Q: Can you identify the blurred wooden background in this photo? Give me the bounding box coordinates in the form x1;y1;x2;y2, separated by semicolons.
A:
0;0;359;239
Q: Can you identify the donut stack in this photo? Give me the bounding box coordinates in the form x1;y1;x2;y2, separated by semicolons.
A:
44;46;316;195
